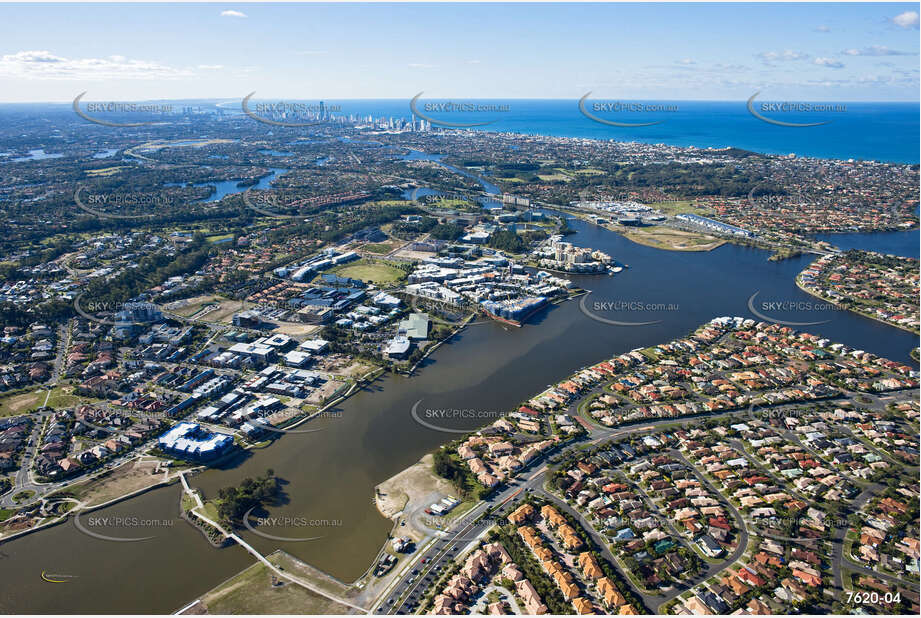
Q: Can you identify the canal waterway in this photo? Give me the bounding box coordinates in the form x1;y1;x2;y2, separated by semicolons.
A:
0;199;917;614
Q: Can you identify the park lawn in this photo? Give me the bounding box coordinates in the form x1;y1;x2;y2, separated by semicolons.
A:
199;500;221;522
0;389;45;417
537;173;572;182
206;234;234;243
568;168;605;176
328;260;406;285
46;385;99;409
0;385;97;417
85;166;128;177
652;200;715;216
362;242;396;255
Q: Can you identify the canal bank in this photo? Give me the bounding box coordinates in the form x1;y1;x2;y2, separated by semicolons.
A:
0;214;916;614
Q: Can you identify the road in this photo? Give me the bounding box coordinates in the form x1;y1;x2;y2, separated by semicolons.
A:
375;399;755;614
372;382;919;614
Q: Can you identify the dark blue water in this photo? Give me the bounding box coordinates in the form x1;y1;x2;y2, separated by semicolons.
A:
8;148;64;162
556;214;918;365
315;100;919;164
0;191;916;616
166;167;287;203
813;229;919;259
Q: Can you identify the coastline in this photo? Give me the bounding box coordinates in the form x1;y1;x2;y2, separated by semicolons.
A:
3;104;919;614
337;100;921;165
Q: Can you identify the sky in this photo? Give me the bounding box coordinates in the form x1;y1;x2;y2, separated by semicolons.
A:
0;2;918;102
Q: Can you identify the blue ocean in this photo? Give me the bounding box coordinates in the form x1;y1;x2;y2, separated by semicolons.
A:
321;99;919;164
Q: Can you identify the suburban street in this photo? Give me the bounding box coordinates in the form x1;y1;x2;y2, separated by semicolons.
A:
372;384;920;615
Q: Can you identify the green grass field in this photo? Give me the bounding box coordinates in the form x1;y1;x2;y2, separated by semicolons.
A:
329;260;406;285
0;385;98;417
362;242;394;255
652;200;715;216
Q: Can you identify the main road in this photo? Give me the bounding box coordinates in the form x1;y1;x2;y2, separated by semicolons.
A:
375;397;767;614
373;385;916;614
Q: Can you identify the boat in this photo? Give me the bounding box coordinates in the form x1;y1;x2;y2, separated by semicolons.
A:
41;571;69;584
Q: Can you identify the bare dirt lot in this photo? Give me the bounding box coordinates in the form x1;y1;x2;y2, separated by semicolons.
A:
374;453;454;521
268;321;322;337
164;295;222;318
622;225;725;251
319;356;376;378
67;457;171;507
194;558;355;615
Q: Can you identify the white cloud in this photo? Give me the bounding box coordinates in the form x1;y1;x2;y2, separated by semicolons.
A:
197;65;224;70
814;57;844;69
815;25;831;33
297;51;328;56
711;63;749;72
0;50;194;80
220;10;248;19
757;50;810;63
676;58;696;65
408;63;437;69
843;46;915;57
890;11;919;29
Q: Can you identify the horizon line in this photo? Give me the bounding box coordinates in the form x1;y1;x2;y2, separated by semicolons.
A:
0;98;921;106
1;97;920;105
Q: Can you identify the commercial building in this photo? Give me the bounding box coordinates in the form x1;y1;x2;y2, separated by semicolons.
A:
398;313;430;340
157;422;234;461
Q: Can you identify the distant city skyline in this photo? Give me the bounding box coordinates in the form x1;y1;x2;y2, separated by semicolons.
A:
0;2;918;102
